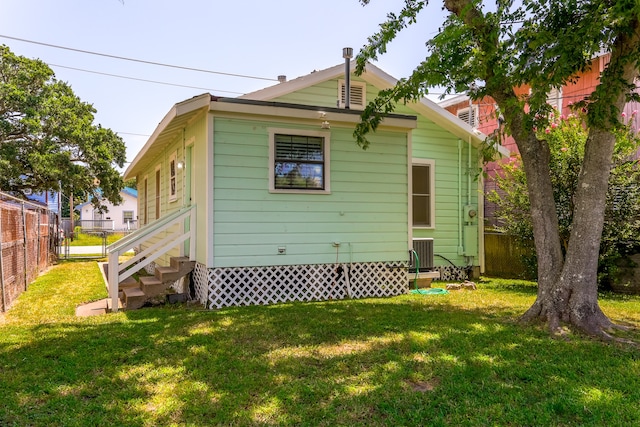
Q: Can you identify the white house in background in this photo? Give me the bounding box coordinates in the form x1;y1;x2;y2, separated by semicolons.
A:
75;187;138;231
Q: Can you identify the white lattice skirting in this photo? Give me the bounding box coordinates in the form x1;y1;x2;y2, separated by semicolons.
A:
192;262;408;309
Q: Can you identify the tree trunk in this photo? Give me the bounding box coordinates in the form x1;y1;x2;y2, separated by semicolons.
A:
521;16;640;338
522;128;617;336
443;0;640;338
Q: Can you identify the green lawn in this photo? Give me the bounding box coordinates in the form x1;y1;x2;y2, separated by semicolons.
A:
67;231;125;246
1;262;640;426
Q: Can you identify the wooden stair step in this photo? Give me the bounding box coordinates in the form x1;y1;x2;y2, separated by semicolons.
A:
123;287;146;310
140;276;166;297
170;256;195;270
118;276;138;290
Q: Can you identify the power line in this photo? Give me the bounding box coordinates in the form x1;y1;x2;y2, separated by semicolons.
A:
116;132;150;137
49;63;244;95
0;34;278;82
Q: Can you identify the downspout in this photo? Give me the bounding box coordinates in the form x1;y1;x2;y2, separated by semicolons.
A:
478;151;486;274
458;140;464;255
468;136;472;206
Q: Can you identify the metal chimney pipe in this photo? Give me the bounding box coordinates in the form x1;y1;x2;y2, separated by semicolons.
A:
343;47;353;109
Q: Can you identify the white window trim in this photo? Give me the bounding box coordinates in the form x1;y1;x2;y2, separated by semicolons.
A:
154;164;161;220
337;79;366;109
268;128;331;194
122;210;134;220
168;151;178;202
457;106;479;128
412;158;435;229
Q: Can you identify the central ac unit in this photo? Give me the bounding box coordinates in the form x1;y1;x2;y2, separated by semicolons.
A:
410;238;434;272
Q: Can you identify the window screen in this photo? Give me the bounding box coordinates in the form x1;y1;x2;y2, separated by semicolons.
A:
274;134;325;190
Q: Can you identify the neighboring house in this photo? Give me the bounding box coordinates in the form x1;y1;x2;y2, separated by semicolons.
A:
26;190;60;213
440;52;640;226
111;57;508;311
75;187;138;231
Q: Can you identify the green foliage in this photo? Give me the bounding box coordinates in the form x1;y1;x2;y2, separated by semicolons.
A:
0;45;126;209
489;111;640;283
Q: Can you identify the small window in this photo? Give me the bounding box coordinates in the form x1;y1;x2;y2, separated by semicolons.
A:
168;152;177;202
338;80;366;109
457;106;478;128
269;129;330;193
123;210;134;223
412;161;435;228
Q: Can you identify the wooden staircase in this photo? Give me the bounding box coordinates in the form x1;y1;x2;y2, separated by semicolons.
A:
106;205;196;312
115;257;195;310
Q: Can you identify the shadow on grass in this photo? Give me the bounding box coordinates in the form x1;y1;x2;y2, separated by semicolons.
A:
1;297;640;426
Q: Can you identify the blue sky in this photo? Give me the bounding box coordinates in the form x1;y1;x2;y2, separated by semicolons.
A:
1;0;450;167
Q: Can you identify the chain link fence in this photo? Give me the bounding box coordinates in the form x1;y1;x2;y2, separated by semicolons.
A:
1;191;60;312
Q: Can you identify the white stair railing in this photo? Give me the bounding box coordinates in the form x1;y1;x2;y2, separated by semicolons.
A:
106;205;196;312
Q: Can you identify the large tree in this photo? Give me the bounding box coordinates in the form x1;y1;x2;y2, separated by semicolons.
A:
0;45;126;209
355;0;640;339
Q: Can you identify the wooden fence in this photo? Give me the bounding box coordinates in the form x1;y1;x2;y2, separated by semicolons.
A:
484;232;536;279
0;192;59;312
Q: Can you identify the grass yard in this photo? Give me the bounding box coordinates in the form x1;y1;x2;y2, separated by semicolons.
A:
1;262;640;426
67;231;125;246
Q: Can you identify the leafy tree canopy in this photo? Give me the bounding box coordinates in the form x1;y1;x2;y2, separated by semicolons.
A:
0;45;126;208
489;110;640;283
356;0;640;339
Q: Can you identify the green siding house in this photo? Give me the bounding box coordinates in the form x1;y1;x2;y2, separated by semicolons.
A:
116;60;507;310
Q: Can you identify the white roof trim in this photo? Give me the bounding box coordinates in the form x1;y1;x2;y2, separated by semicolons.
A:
242;61;509;158
437;93;470;109
123;93;210;179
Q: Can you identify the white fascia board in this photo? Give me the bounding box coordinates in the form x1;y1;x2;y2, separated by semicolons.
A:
360;66;510;159
209;100;417;130
241;63;348;101
124;94;210;180
437;94;471;109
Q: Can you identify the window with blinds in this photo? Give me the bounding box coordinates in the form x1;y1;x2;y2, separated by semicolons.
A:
274;134;325;190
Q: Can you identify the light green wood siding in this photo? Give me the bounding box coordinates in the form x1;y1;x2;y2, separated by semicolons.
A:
272;76;482;267
212;117;408;268
407;112;481;267
273;76;375;109
134;115;207;267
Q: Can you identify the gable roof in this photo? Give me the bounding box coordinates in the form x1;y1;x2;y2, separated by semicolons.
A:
242;61;509;157
124;93;417;179
125;62;508;179
74;187;138;211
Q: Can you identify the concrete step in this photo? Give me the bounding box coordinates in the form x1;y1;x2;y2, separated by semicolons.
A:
140;275;166;297
106;296;124;312
123;287;146;310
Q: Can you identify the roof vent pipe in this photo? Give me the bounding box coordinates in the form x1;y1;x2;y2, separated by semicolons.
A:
277;75;287;83
343;47;353;109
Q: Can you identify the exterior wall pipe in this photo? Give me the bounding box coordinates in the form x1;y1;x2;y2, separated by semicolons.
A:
478;153;486;273
343;48;353;109
468;136;472;206
458;140;464;255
